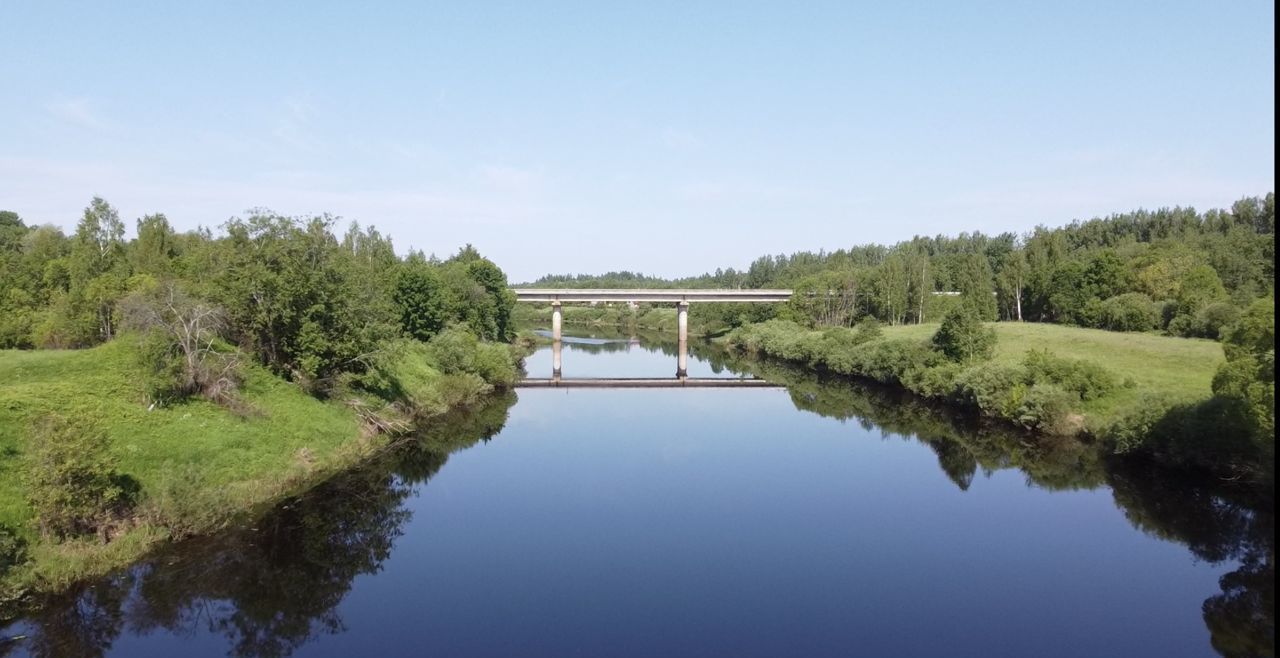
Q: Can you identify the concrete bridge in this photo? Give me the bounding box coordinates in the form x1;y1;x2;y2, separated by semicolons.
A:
512;288;793;379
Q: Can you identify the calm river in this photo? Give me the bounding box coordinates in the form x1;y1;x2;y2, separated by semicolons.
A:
2;331;1273;657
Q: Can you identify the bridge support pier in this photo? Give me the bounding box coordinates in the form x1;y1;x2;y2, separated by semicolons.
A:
551;302;563;377
676;302;689;377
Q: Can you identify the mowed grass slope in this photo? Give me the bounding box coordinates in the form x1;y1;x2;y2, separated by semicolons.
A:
881;322;1225;422
0;339;361;543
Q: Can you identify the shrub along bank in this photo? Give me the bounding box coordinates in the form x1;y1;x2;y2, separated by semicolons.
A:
726;303;1271;481
727;314;1116;435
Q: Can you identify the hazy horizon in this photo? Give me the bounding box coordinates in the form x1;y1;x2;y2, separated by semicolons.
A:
2;1;1274;282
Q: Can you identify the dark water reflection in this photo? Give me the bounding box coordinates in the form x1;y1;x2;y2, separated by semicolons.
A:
2;332;1272;658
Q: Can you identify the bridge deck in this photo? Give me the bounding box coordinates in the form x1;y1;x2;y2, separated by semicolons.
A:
517;378;782;389
513;288;792;303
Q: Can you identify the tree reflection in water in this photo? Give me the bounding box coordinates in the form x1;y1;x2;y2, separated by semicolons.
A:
3;340;1273;657
709;345;1274;657
1109;461;1274;658
5;392;516;658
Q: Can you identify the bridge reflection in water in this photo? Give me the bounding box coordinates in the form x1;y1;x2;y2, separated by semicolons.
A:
521;336;779;388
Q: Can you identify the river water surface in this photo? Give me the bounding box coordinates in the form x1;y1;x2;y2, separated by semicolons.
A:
3;331;1273;657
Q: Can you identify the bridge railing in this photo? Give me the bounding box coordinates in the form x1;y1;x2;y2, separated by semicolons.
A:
511;289;793;303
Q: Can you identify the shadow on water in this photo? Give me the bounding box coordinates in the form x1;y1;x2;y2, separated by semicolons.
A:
1;334;1272;657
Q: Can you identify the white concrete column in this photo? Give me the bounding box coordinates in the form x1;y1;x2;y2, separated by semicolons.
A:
676;302;689;377
551;302;562;342
552;337;562;378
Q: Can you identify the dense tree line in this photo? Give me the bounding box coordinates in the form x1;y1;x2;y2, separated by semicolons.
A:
0;199;516;394
530;194;1274;337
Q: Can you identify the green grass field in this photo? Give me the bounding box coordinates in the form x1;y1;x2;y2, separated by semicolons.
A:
1;330;522;595
0;340;368;590
880;322;1225;422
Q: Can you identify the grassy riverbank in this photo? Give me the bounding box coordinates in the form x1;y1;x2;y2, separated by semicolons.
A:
726;320;1224;435
0;332;521;599
875;322;1224;422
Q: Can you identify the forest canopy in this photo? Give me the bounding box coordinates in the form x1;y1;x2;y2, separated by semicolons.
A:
0;200;516;395
528;194;1274;337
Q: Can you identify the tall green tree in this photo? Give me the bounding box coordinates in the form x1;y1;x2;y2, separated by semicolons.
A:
0;210;25;249
394;262;450;341
215;213;374;391
131;213;178;277
67;197;130;344
1175;265;1228;317
876;253;910;325
953;253;997;321
932;303;997;362
449;254;516;341
995;248;1028;321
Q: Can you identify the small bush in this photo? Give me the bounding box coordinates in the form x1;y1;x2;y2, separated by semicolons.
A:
1098;293;1158;332
137;329;188;402
851;317;883;344
1022;350;1118;401
433;373;492;410
846;338;945;383
121;284;243;406
362;332;516;418
1194;302;1242;340
933;306;996;362
139;462;227;536
901;363;964;400
471;342;519;386
361;339;441;404
426;326;483;373
0;525;27;574
1166;313;1196;338
819;336;865;374
1079;297;1107;329
1015;384;1077;434
426;326;518;386
1106;393;1175;454
775;331;814;364
23;415;139;540
726;320;805;355
1167;303;1244;340
954;363;1029;417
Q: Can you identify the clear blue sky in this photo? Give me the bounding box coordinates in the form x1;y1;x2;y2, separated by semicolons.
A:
1;1;1273;282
